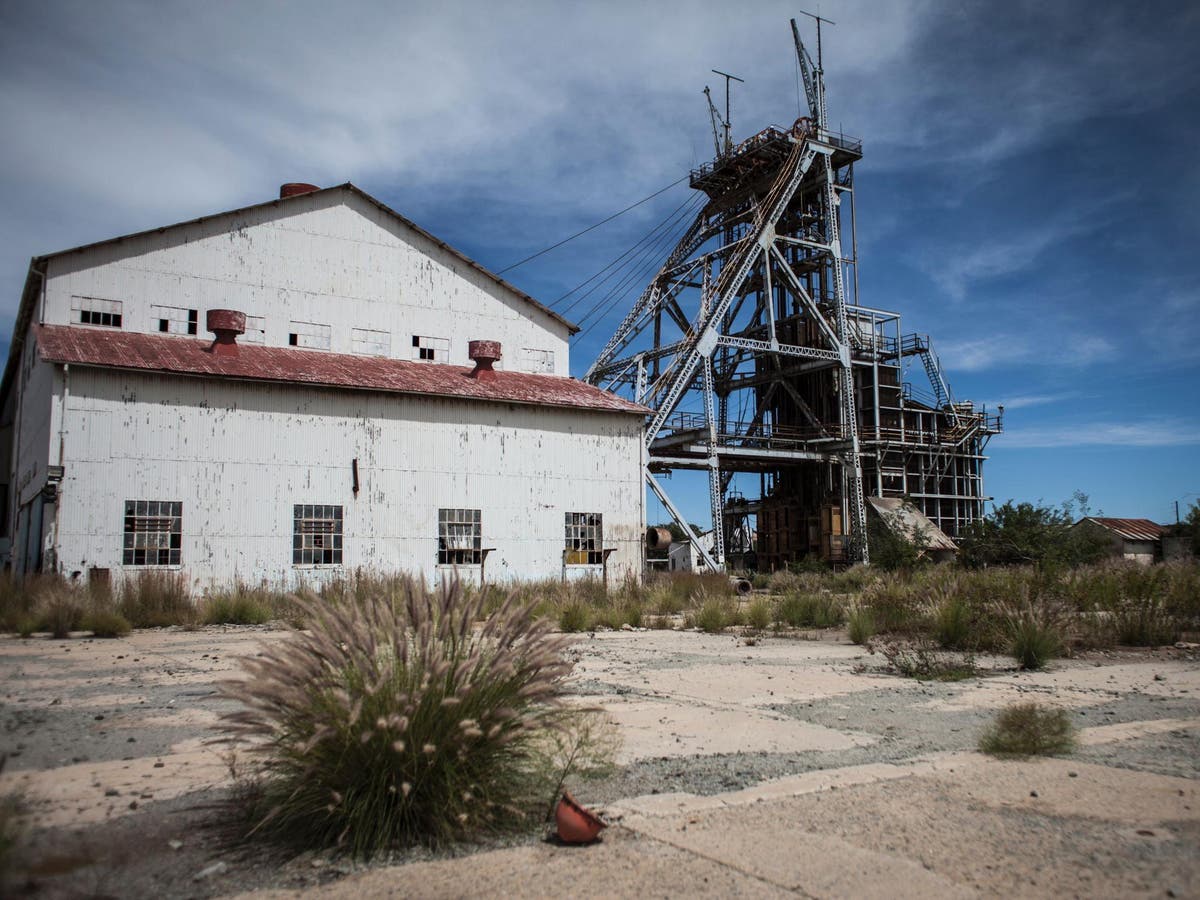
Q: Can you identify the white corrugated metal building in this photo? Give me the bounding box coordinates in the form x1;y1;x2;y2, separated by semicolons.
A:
0;183;647;588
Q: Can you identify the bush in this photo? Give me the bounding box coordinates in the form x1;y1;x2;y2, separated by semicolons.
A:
873;638;977;681
1008;607;1063;670
220;578;579;855
118;571;195;627
745;598;773;631
40;593;84;638
81;609;131;638
933;592;973;650
860;581;919;633
558;600;594;633
202;587;274;625
776;593;844;628
847;607;876;644
979;702;1076;756
693;594;734;633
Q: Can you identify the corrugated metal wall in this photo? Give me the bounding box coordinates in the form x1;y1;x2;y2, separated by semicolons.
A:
42;191;570;374
55;369;644;588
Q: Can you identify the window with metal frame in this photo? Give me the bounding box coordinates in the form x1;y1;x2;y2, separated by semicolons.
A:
438;508;481;565
72;296;123;328
565;512;603;565
151;304;198;335
288;321;331;350
351;327;391;357
519;347;555;374
412;335;449;363
123;500;182;565
293;504;343;565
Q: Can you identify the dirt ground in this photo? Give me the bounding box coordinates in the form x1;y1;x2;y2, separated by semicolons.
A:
2;625;1197;898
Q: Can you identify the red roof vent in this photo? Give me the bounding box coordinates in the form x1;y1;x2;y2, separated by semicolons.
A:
468;340;501;382
207;309;246;357
279;182;320;199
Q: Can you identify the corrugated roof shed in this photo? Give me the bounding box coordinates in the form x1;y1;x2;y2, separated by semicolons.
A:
36;325;648;416
1078;517;1164;542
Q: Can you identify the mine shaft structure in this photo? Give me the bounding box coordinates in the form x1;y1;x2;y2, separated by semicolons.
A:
585;20;1002;571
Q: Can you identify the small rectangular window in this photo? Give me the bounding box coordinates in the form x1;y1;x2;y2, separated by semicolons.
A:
288;321;331;350
565;512;603;565
293;504;343;565
241;315;266;344
72;296;123;329
151;305;199;336
122;500;182;566
351;327;391;357
438;508;481;565
412;335;449;363
520;348;555;374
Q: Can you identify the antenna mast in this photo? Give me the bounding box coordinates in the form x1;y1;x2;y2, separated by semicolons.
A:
710;68;744;155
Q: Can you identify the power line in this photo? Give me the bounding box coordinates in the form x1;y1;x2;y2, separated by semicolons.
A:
496;175;691;275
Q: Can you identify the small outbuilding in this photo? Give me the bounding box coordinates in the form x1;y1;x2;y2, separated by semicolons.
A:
1072;517;1163;565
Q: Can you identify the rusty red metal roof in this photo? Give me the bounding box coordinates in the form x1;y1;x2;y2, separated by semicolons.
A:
1079;517;1164;542
36;325;648;416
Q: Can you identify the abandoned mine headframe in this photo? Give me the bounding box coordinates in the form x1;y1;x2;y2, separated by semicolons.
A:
584;17;1003;571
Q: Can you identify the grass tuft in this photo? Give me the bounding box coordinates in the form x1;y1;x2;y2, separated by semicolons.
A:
202;586;274;625
219;577;583;856
847;607;876;645
118;571;195;628
979;702;1076;757
81;609;131;638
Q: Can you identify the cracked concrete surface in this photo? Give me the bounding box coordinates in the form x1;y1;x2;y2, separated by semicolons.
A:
2;627;1198;898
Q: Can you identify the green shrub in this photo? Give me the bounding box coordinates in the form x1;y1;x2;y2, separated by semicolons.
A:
220;578;578;855
745;598;773;631
979;702;1076;756
558;600;594;633
847;607;876;644
1009;608;1062;670
860;581;918;633
933;593;973;649
202;588;273;625
694;594;733;633
776;593;844;628
81;609;131;638
118;570;195;627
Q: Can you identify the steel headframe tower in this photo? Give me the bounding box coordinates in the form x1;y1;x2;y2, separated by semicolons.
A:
585;19;873;571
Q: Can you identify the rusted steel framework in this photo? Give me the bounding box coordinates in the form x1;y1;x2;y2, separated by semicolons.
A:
584;22;1001;570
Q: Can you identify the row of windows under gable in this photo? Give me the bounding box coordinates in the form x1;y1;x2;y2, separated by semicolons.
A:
69;298;553;372
121;503;604;568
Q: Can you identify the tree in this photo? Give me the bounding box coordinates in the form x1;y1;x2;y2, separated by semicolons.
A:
957;495;1110;569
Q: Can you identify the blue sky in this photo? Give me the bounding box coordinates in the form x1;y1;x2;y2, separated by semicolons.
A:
1;1;1197;527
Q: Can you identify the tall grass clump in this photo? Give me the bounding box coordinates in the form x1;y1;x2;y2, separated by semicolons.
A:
692;591;736;633
118;570;195;627
847;606;876;644
745;598;773;631
1008;603;1063;670
979;702;1076;757
219;578;579;855
776;593;844;628
202;585;274;625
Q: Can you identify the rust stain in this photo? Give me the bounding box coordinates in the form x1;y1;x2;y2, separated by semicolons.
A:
36;325;648;416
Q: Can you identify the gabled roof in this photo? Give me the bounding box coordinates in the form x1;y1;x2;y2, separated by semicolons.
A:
28;182;577;335
1076;517;1164;542
35;325;647;416
1;182;577;405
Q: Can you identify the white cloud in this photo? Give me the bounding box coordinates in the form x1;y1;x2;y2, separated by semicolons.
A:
1003;417;1200;449
937;330;1114;373
977;392;1075;411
